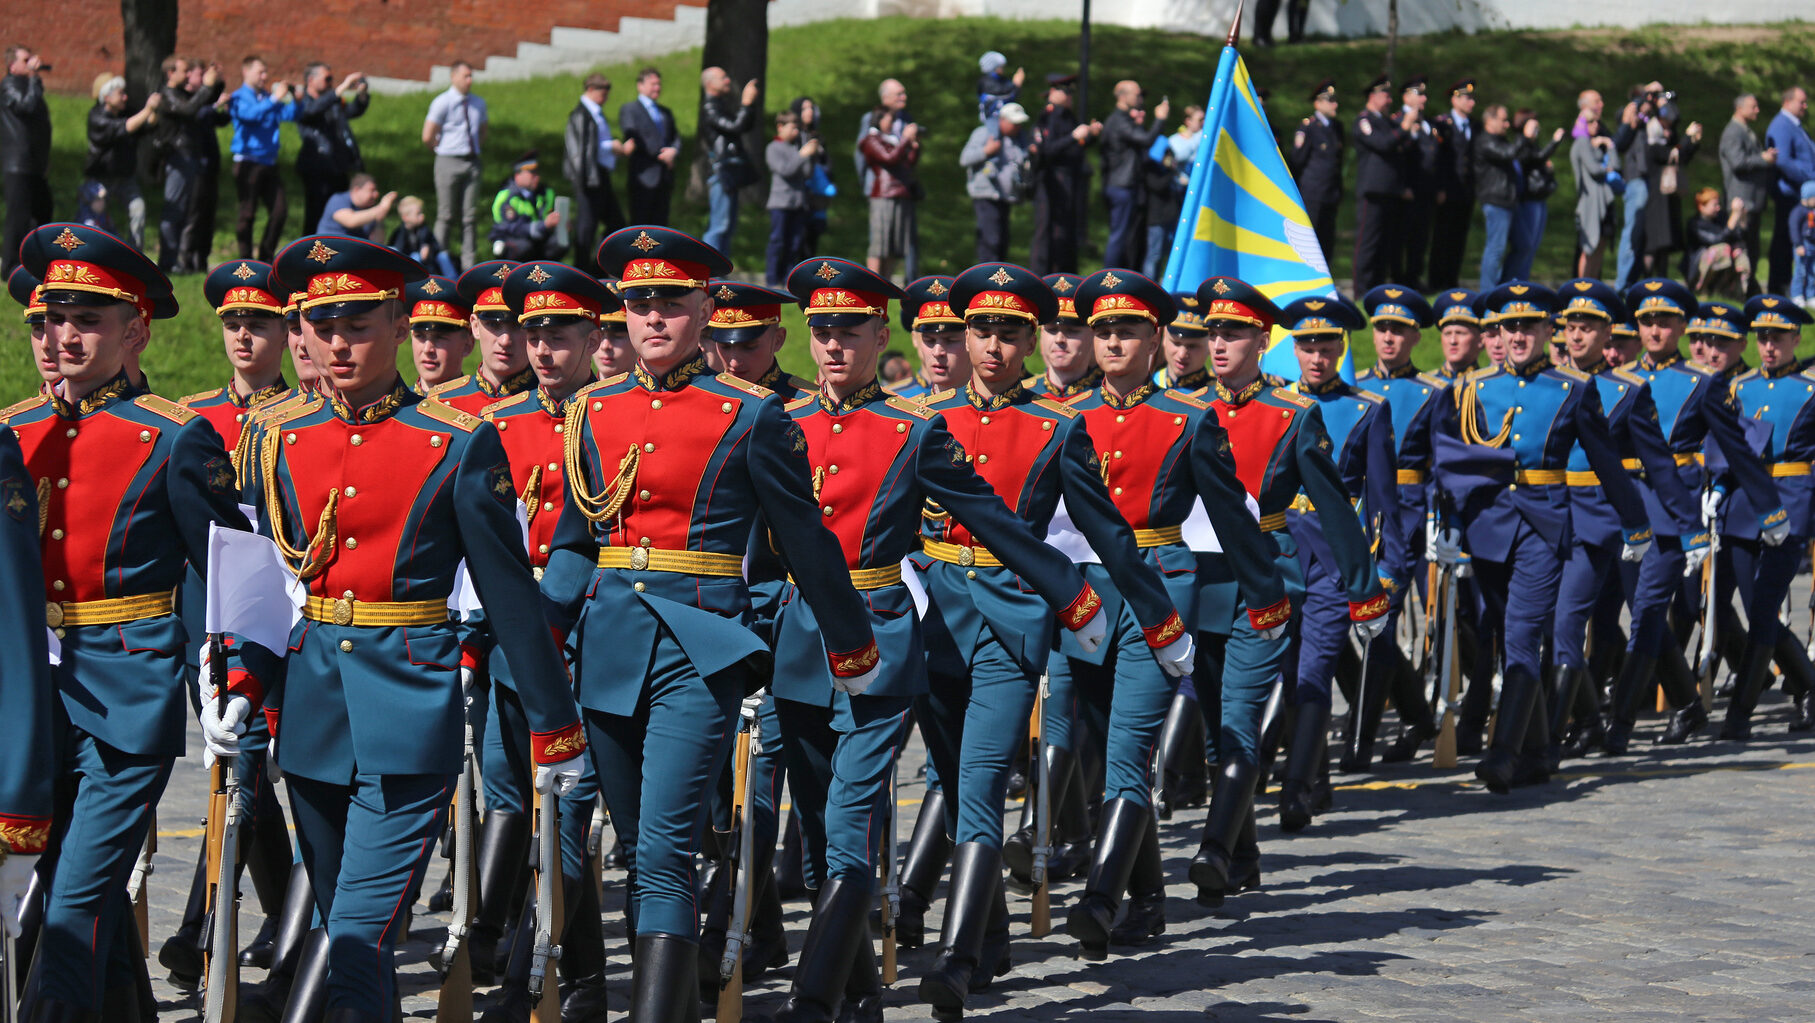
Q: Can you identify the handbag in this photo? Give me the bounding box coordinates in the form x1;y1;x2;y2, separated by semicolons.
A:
1659;152;1679;196
807;162;836;199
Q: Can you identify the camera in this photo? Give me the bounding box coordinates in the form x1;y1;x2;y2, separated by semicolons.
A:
1645;88;1676;105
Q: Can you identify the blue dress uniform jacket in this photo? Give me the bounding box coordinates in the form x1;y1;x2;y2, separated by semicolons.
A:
251;382;583;781
1566;363;1699;546
0;426;54;855
542;356;879;712
3;377;259;758
1355;364;1445;579
1291;379;1406;593
1724;366;1815;539
1623;352;1788;535
773;384;1094;706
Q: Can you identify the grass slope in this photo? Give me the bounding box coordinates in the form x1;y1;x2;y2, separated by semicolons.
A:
5;17;1815;401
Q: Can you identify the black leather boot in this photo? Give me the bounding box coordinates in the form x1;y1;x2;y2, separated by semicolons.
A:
1004;745;1075;887
239;801;296;969
1154;691;1207;820
488;870;598;1023
1512;681;1552;787
917;842;999;1019
743;867;790;981
1655;638;1707;744
1720;644;1777;741
235;864;314;1023
1476;667;1539;793
1544;664;1584;771
838;930;884;1023
1379;650;1437;763
275;928;332;1023
470;808;530;985
632;933;702;1023
559;870;609;1023
1049;753;1094;882
895;786;950;950
770;877;869;1023
1189;760;1258;907
157;841;209;990
1107;817;1165;947
1601;649;1654;755
1064;797;1148;959
694;858;731;1002
1228;806;1262;894
971;877;1011;993
1277;704;1330;832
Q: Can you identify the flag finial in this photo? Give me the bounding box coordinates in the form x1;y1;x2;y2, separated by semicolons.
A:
1226;0;1245;46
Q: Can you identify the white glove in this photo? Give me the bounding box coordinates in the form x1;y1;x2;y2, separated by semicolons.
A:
1433;528;1465;568
266;732;283;782
1259;622;1287;642
1153;633;1195;678
535;756;586;797
1072;609;1107;654
1763;518;1791;547
460;666;478;711
1423;515;1440;560
834;661;881;696
1621;535;1653;563
198;661;252;767
1352;616;1389;643
1681;542;1709;577
1701;489;1724;527
0;851;39;939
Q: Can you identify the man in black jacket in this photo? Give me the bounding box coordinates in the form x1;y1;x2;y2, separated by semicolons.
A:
698;66;759;256
153;55;223;272
619;67;679;226
565;73;630;275
181;58;232;273
1030;73;1098;275
84;75;159;250
1429;78;1477;289
1288;79;1343;271
1100;79;1168;269
2;46;52;277
1394;75;1441;290
1471;103;1523;288
294;62;369;242
1352;75;1414;294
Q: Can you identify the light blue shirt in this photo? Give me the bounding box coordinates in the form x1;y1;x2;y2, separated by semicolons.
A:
426;87;486;157
638;94;665;131
581;94;616;171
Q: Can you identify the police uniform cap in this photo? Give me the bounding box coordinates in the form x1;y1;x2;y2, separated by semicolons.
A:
1450;78;1477;97
1075;268;1177;328
404;275;470;328
1361;284;1434;328
1280;295;1365;338
1041;273;1085;326
503;261;614;328
1194;276;1281;331
1623;278;1695;321
1169;292;1209;336
1310;78;1336;102
949;263;1058;327
1045;72;1078;88
901;275;964;332
1401;74;1428;94
705;279;795;344
1743;294;1812;334
22;222;177;321
598;225;732;300
1556;278;1627;323
273;234;425;322
206;260;286;318
788;257;905;328
1366;75;1393;95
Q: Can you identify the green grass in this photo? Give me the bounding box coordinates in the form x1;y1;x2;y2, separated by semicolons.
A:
7;17;1815;401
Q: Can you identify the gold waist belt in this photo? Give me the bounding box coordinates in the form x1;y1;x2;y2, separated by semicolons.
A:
922;540;1003;568
1132;526;1184;547
792;564;904;591
1770;462;1812;478
596;546;745;577
45;591;174;629
1514;469;1566;485
1566;471;1601;487
302;595;449;627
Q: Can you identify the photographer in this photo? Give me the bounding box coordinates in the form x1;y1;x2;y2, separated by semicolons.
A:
84;73;158;250
2;46;51;276
294;62;369;242
1505;109;1565;282
1612;82;1696;288
698;66;759;256
153;55;223;273
228;55;293;261
960;101;1030;263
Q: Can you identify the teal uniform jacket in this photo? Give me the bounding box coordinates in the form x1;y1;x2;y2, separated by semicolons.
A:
3;375;261;760
1431;360;1651;562
250;380;582;781
1567;361;1700;546
771;382;1095;706
1623;352;1787;534
1290;378;1407;595
1355;363;1445;582
0;425;54;855
541;355;878;712
916;382;1181;677
1726;364;1815;539
1069;383;1289;640
740;366;817;641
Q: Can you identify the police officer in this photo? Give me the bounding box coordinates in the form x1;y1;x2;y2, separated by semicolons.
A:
432;259;535;413
1026;272;1101;399
1288;80;1343;271
405;275;473;393
768;257;1102;1022
1394;76;1440;290
1429;79;1478;291
1352;76;1414;295
545;226;879;1017
257;235;587;1019
1060;268;1288;956
1432;282;1653;792
5;223;256;1020
892;275;970;399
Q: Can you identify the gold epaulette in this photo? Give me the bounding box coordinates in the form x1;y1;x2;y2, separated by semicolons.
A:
1416;371;1449;388
1552;364;1590;381
786;374;816;394
1167;389;1211;410
426;375;472;397
1685;360;1718;376
1353;389;1385;404
249;392;308;426
479;391;534;419
715;372;774;398
1611;367;1647;386
784;394;816;412
1033;396;1080;418
134;394;199;424
271;395;326;428
1730;368;1763;387
1020;374;1040;388
923;387;958;406
417;397;480;432
886;395;935;419
1270;387;1315;408
178;387;225;406
0;394;47;423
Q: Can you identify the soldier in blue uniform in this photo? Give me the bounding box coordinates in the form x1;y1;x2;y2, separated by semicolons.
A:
913;263;1189;1017
0;424;52;946
891;276;970;399
1287;79;1343;270
404;275;473;393
1431;282;1654;791
3;224;258;1021
1057;268;1288;957
1715;296;1815;737
544;226;880;1018
1025;272;1101;400
254;236;588;1020
1606;279;1789;751
1152;292;1212;390
763;258;1104;1022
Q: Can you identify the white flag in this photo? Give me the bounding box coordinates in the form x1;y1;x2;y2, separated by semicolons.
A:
1181;494;1261;554
205;522;305;651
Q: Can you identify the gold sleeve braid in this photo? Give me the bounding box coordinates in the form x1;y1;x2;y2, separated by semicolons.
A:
260;422;339;581
562;399;639;524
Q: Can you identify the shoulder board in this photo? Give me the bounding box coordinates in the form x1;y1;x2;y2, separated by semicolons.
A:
1353;389;1385;403
1611;368;1647;386
1033;397;1080;419
0;394;48;422
1355;367;1378;382
250;392;307;424
178;387;225;406
479;391;534;419
786;374;816;393
1462;366;1497;384
272;395;326;427
1021;374;1040;388
426;375;472;397
715;372;774;399
784;394;816;412
1166;389;1211;410
1269;387;1315;409
417;397;480;432
1731;368;1763;387
1552;365;1590;381
134;394;199;424
886;394;935;419
574;374;626;402
923;388;958;406
1416;371;1449;388
1685;360;1716;376
1798;367;1815;384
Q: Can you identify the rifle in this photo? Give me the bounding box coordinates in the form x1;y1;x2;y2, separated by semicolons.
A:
1028;674;1052;938
587;795;607;902
1343;513;1384;766
435;669;479;1023
716;699;760;1022
130;823;155;958
2;848;16;1023
880;754;899;986
1431;566;1463;769
528;780;562;1022
1695;532;1719;712
202;635;243;1023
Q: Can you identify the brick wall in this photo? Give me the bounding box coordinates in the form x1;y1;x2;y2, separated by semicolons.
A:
31;0;702;94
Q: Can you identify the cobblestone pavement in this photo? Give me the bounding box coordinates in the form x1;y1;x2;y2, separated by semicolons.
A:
130;686;1815;1023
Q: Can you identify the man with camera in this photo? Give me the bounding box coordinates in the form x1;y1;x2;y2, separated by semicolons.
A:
2;46;52;277
1612;82;1673;290
698;66;760;257
154;55;224;273
960;101;1031;263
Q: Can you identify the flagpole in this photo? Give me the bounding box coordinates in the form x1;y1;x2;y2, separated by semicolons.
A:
1226;0;1245;47
1078;0;1092;120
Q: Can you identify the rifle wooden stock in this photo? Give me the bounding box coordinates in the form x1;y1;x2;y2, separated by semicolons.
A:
716;724;755;1023
880;759;899;986
202;637;240;1023
1433;570;1462;770
435;740;477;1023
1029;685;1051;938
529;785;563;1023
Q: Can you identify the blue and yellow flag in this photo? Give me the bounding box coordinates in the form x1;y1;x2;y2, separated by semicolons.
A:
1160;43;1349;382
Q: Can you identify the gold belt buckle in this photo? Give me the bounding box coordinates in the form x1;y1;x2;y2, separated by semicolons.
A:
332;597;355;626
958;545;976;567
629;546;650;571
45;602;63;629
532;566;545;582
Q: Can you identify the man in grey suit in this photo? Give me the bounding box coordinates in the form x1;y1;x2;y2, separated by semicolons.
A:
619;67;679;226
1721;93;1777;278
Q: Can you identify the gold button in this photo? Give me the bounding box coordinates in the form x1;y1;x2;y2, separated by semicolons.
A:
822;506;834;516
1114;450;1123;459
286;433;297;444
981;416;991;425
543;501;555;511
722;402;734;413
53;628;65;639
633;581;646;592
431;436;443;447
639;537;651;547
339;640;354;652
1174;417;1184;425
65;427;77;438
594;401;604;411
1116;415;1126;423
897;423;907;433
51;529;63;540
345;537;358;549
1042;421;1053;431
351;434;363;446
833;424;843;434
553;422;564;433
1227;410;1237;419
639;490;651;500
1509;483;1518;491
977;454;989;464
138;430;151;442
966;570;978;579
829;465;839;475
344;486;357;497
56;478;68;489
343;590;355;599
52;580;65;591
538;543;550;554
1513;434;1521;441
644;443;655;453
547;461;558;471
236;413;247;423
651;399;663;409
1114;487;1123;495
497;421;508;430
